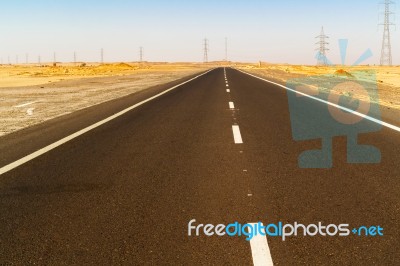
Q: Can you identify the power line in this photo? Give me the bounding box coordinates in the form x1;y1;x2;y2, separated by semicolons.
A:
315;26;329;66
203;38;209;63
379;0;394;66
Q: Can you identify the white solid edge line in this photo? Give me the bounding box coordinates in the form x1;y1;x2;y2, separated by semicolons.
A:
229;102;235;109
0;69;215;176
14;101;37;108
247;223;274;266
232;125;243;144
236;69;400;133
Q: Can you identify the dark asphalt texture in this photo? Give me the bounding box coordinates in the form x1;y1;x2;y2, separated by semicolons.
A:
0;68;399;265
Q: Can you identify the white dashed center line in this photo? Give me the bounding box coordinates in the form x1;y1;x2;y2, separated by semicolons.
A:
247;223;274;266
225;69;274;265
232;125;243;144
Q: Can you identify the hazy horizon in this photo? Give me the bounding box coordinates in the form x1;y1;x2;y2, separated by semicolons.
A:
0;0;398;65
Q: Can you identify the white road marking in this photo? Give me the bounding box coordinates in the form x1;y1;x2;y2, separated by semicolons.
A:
226;84;229;87
0;69;214;176
232;125;243;144
229;102;235;109
247;223;274;266
226;89;230;92
14;101;37;108
237;69;400;133
27;108;35;115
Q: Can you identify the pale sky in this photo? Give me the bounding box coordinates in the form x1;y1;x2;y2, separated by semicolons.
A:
0;0;398;65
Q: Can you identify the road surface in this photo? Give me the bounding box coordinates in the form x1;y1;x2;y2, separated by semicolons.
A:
0;68;399;265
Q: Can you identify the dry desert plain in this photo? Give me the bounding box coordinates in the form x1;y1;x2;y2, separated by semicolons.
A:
0;62;399;136
0;63;210;136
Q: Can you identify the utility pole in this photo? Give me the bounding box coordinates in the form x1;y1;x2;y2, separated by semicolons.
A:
380;0;394;66
26;53;28;64
53;52;56;64
16;55;18;64
38;55;41;65
74;51;77;65
7;56;10;65
225;37;228;61
315;27;329;66
203;38;209;63
101;48;104;64
139;47;143;62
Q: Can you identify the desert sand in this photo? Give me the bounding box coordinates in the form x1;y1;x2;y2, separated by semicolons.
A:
0;63;210;136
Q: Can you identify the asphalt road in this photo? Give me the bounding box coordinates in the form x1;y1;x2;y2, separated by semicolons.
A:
0;68;399;265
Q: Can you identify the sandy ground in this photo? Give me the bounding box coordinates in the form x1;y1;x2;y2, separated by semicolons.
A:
0;63;209;136
237;64;400;112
